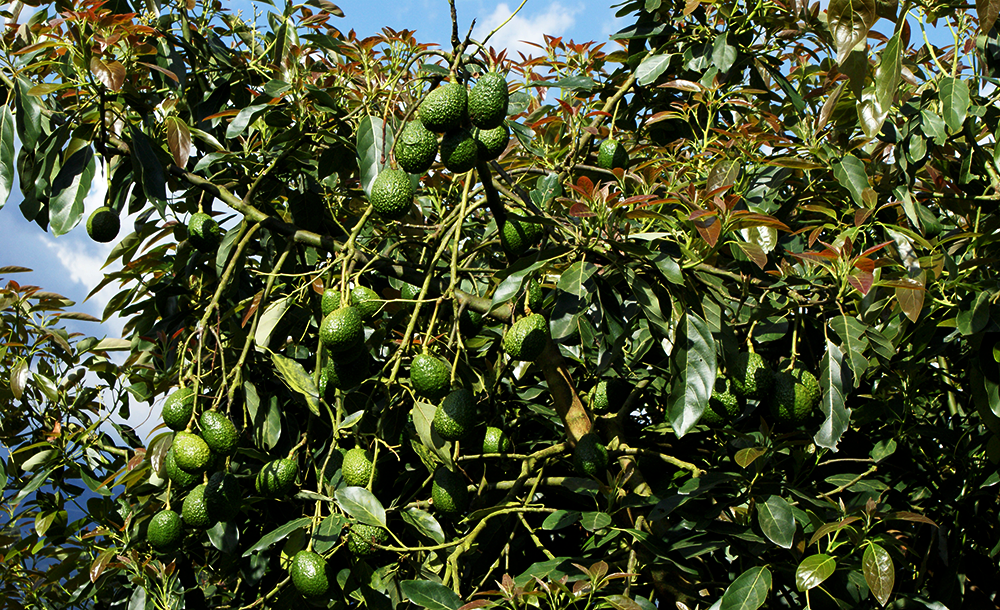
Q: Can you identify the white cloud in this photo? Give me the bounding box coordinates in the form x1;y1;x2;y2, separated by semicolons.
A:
478;2;582;57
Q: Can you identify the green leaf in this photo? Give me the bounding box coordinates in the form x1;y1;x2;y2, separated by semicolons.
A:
815;339;851;451
411;401;452;466
510;121;543;157
795;554;836;591
875;31;901;114
129;125;167;211
241;517;312;557
254;296;290;349
357;115;393;196
225;104;268;139
939;77;970;133
50;147;95;236
336;486;387;527
863;543;894;606
400;580;463;610
401;507;445;543
720;566;772;610
756;495;795;549
711;33;737;72
270;352;321;416
636;54;672;86
828;0;877;64
207;520;240;554
15;77;43;150
830;315;869;378
490;257;546;313
580;511;612;531
542;510;580;530
667;312;717;437
832;154;869;207
556;261;598;297
0;105;14;209
958;291;991;336
313;514;346;554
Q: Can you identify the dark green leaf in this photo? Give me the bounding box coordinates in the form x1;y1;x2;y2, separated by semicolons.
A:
815;339;851;451
667;312;717;437
542;510;581;530
0;105;14;208
313;514;346;553
336;486;387;527
411;401;452;466
15;78;43;149
207;520;240;554
50;147;95;236
863;543;894;606
129;125;167;211
756;495;795;548
225;104;268;139
795;554;836;591
875;31;901;113
958;291;991;336
401;507;445;543
510;121;543;157
720;566;772;610
400;580;463;610
241;517;312;557
557;261;599;297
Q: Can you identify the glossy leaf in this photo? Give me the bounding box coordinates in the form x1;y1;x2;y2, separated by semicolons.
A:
0;105;13;208
828;0;877;64
667;312;717;437
863;543;894;606
815;338;852;451
336;486;387;527
939;77;970;133
833;154;869;207
49;147;95;236
720;566;772;610
270;351;321;416
756;495;795;549
636;54;672;86
875;31;901;114
241;517;311;557
401;580;463;610
357;115;392;196
401;507;445;543
795;554;836;591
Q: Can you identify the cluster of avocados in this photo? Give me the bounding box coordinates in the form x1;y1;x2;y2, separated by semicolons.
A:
368;72;511;221
700;350;822;427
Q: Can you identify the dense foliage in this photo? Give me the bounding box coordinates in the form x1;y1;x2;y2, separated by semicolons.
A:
3;0;1000;608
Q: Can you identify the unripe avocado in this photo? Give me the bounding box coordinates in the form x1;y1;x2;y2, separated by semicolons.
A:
348;523;389;556
502;314;549;362
597;138;629;170
432;466;469;515
472;123;510;161
199;410;238;456
370;169;414;220
410;353;451;402
164;447;200;487
730;352;773;399
319;306;365;357
573;433;609;477
290;550;330;598
396;120;438;174
162;388;195;431
433;388;476;441
349;285;382;319
482;426;512;454
188;212;222;252
701;376;740;426
419;83;468;133
181;484;215;529
342;448;378;487
769;368;820;424
499;215;544;258
439;129;479;174
87;206;120;243
320;288;339;317
172;432;211;474
256;458;299;497
468;72;509;129
147;509;183;552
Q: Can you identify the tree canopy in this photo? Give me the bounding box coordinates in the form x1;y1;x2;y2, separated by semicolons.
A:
2;0;1000;609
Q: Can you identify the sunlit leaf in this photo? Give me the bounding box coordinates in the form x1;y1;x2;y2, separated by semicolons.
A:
720;566;772;610
863;543;894;606
795;554;836;591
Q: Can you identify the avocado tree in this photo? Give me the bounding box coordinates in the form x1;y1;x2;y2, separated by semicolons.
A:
3;0;1000;608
